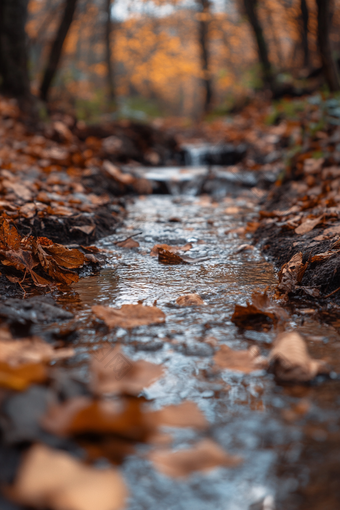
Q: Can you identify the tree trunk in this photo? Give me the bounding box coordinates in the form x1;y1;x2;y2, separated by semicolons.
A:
105;0;115;102
0;0;33;112
300;0;309;68
40;0;78;102
197;0;212;113
242;0;274;91
316;0;340;91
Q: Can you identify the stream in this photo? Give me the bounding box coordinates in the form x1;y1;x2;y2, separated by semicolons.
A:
52;184;340;510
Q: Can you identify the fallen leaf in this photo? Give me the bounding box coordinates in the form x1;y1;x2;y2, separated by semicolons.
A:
150;243;192;256
295;215;323;235
103;160;135;186
158;249;209;265
277;252;308;295
90;345;163;395
149;439;242;478
0;337;74;366
231;291;287;330
235;244;254;253
151;401;208;429
0;361;47;391
268;331;329;382
70;225;96;235
116;238;140;248
41;396;154;442
314;224;340;241
6;444;127;510
214;345;267;373
92;304;166;329
176;294;205;306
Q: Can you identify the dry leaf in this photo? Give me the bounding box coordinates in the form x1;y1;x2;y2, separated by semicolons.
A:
277;252;308;294
268;331;329;382
214;345;267;374
70;225;96;235
295;215;323;235
90;345;163;395
6;444;127;510
176;294;205;306
149;439;242;478
150;243;192;256
92;304;166;329
103;160;135;185
313;224;340;241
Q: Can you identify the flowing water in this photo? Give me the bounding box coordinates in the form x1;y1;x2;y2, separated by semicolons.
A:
53;189;340;510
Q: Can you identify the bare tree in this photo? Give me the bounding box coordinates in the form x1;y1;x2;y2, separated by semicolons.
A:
300;0;309;68
197;0;212;113
40;0;78;101
242;0;275;91
316;0;340;91
0;0;35;113
105;0;115;102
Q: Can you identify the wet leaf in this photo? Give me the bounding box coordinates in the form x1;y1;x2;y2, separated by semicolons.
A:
151;401;208;429
158;248;209;265
150;243;192;256
41;396;153;442
149;439;242;478
90;345;164;395
116;238;140;248
0;362;47;391
92;304;166;328
0;337;74;366
268;331;330;382
214;345;268;373
5;444;127;510
176;294;205;306
44;244;85;269
0;219;21;251
231;291;287;330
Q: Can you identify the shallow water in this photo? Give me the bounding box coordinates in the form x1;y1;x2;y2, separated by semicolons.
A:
55;193;340;510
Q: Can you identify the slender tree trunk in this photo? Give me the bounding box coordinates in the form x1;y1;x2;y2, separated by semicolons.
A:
300;0;309;67
242;0;275;91
105;0;115;102
40;0;78;102
316;0;340;91
197;0;212;113
0;0;34;113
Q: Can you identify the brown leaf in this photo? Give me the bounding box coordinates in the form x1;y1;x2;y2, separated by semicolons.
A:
295;215;323;235
150;243;192;256
90;345;163;395
149;439;242;478
44;244;85;269
0;219;21;250
268;331;330;382
151;401;208;429
92;304;166;329
176;294;205;306
103;160;135;185
0;361;47;391
0;337;74;366
41;396;153;442
231;291;287;330
116;238;140;248
214;345;267;374
6;444;127;510
314;224;340;241
158;248;209;265
70;225;96;235
277;252;308;295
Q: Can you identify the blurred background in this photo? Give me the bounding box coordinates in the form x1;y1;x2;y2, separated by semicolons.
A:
1;0;340;121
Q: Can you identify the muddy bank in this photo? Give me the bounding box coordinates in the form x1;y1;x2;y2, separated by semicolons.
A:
253;159;340;304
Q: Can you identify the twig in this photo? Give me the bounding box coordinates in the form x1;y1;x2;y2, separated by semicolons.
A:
324;286;340;298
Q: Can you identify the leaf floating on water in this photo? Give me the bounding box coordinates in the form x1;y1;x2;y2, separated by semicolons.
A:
268;331;330;382
150;243;192;256
214;345;268;374
231;290;287;331
90;345;164;395
92;304;166;329
176;294;205;306
277;252;308;295
158;248;209;265
149;439;242;478
6;444;128;510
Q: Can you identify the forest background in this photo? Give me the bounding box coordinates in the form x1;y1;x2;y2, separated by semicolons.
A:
0;0;340;121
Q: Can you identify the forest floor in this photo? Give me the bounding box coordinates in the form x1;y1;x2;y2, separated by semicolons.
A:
1;92;340;510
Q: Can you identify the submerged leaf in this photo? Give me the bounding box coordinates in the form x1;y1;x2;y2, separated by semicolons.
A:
176;294;205;306
92;304;166;329
149;439;242;478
